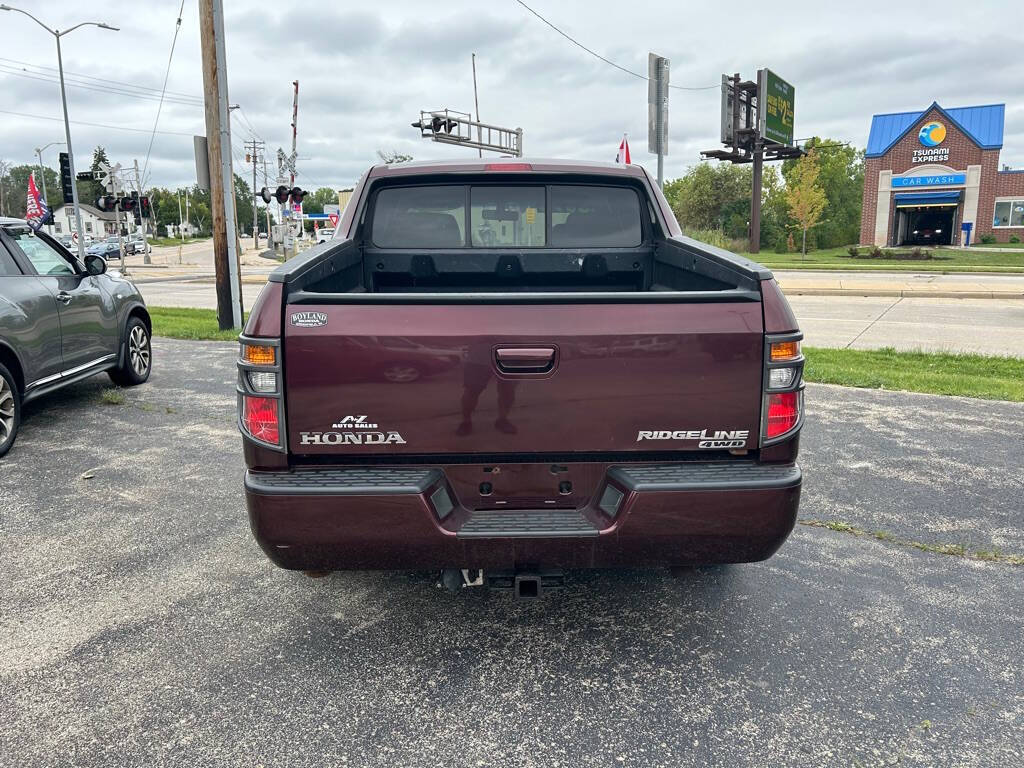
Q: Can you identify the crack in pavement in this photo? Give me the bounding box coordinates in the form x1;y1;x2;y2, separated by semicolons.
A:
798;518;1024;566
843;296;904;349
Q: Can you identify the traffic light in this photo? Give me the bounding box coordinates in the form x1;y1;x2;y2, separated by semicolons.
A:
59;152;74;203
140;196;151;219
95;195;117;212
430;116;457;134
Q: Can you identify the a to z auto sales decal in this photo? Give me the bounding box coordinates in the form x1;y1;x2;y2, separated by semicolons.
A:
637;429;749;449
300;414;406;446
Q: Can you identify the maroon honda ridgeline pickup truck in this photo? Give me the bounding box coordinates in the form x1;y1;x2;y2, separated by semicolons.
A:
238;159;803;595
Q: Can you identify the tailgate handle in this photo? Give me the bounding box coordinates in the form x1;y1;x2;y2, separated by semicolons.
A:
495;347;556;374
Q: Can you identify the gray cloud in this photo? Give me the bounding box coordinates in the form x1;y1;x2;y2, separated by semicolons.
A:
1;0;1020;195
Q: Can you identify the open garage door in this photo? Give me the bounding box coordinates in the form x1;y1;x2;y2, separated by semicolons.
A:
894;190;962;246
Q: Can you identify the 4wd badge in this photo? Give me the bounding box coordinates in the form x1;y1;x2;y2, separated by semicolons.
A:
290;311;327;328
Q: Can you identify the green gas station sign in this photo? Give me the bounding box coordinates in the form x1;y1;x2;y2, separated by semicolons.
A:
759;69;795;146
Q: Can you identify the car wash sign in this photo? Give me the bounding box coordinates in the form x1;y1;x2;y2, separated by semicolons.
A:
891;172;966;188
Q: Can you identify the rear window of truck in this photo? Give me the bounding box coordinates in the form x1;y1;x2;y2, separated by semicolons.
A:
371;184;642;248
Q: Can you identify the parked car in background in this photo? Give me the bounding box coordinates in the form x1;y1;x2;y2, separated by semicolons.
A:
0;217;152;457
316;227;335;245
125;233;150;255
87;239;122;259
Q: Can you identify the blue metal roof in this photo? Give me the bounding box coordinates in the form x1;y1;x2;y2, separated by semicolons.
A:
866;103;1004;157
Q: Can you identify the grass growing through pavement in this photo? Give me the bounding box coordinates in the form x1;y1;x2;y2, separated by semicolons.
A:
100;388;126;405
800;519;1024;566
744;245;1024;273
148;308;1024;401
804;346;1024;402
149;307;246;342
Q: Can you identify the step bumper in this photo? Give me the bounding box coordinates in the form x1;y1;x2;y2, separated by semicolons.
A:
244;461;801;570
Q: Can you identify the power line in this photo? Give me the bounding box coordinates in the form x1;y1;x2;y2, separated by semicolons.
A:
143;0;188;187
0;66;203;107
513;0;718;91
0;108;196;137
0;56;202;101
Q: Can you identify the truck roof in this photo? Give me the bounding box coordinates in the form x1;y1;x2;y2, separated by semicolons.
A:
368;157;649;179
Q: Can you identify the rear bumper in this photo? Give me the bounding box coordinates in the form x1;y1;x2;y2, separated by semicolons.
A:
245;461;801;570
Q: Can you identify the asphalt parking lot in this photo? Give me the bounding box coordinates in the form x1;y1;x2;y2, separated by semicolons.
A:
1;338;1021;767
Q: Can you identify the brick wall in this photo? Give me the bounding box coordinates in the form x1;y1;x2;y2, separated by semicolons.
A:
989;171;1024;242
859;107;1007;244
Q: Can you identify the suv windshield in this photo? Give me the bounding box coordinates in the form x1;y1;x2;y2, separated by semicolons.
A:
371;184;642;248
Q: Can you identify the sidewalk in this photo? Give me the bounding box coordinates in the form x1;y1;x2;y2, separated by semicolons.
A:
774;270;1024;299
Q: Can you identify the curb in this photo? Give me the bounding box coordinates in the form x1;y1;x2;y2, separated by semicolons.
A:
782;289;1024;300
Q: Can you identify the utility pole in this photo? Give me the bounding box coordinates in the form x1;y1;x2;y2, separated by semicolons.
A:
198;0;243;330
177;192;183;240
133;158;151;264
244;138;264;250
472;53;482;159
290;81;301;257
262;155;272;248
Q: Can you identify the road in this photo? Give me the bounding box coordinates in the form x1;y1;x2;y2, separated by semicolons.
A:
1;338;1021;767
135;278;1024;356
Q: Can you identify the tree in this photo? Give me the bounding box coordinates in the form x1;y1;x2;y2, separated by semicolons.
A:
301;187;339;232
785;149;828;257
75;146;109;206
376;149;413;165
233;173;255;238
782;138;863;248
663;163;752;234
0;163;60;219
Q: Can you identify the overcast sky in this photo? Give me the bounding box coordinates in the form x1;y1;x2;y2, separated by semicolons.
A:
2;0;1021;192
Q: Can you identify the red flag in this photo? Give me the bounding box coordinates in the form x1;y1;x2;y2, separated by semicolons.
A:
615;134;631;164
25;172;50;231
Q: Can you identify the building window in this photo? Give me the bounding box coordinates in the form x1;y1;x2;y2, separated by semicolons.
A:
54;222;62;233
85;222;93;233
994;199;1024;227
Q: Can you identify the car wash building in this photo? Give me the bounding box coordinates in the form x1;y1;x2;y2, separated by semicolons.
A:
860;102;1024;246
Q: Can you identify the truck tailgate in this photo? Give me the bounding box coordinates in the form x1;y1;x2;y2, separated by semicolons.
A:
283;301;764;455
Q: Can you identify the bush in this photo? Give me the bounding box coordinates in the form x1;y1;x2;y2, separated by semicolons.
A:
847;246;860;258
1010;235;1021;244
774;239;788;254
870;246;884;258
683;228;730;249
980;234;997;245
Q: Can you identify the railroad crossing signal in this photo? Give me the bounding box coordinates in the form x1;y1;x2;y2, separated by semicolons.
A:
412;108;523;157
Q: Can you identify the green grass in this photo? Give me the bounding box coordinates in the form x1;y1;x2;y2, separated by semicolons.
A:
744;245;1024;272
148;236;206;247
147;308;1023;401
100;388;126;405
804;346;1024;401
149;307;246;341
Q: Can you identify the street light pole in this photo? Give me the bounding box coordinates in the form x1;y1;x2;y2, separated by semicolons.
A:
0;5;118;261
34;141;64;235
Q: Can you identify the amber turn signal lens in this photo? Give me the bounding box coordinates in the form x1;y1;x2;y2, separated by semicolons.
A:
769;340;800;361
243;344;275;366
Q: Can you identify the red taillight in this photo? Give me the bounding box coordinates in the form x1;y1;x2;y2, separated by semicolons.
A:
765;391;800;438
243;396;279;445
484;162;532;171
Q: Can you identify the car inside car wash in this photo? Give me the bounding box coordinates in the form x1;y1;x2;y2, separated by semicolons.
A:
859;101;1024;247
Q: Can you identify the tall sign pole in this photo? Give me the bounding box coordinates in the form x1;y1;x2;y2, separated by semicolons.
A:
702;68;800;253
647;53;670;189
198;0;243;330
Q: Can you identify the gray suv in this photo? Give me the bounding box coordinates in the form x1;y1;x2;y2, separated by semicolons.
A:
0;217;152;457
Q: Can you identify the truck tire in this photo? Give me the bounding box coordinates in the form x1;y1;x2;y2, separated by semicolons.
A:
0;362;20;458
109;317;152;386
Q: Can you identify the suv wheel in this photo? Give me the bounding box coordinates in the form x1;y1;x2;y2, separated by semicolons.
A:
109;317;152;386
0;362;20;458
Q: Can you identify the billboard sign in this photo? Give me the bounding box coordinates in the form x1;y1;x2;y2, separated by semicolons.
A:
720;75;756;146
758;69;795;146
